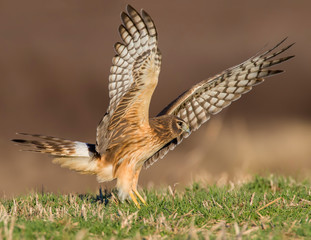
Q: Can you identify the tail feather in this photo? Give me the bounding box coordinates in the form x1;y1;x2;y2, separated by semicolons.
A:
12;133;100;174
52;157;98;175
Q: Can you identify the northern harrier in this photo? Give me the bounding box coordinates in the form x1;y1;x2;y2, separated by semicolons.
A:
13;5;294;208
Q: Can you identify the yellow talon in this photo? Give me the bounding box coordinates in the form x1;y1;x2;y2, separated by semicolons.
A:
133;189;148;206
129;191;141;209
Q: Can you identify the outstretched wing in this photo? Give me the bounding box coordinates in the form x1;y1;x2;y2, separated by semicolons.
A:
144;38;294;168
96;5;161;155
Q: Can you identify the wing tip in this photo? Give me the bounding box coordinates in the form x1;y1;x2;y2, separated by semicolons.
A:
268;69;284;76
279;55;295;64
12;139;27;143
285;55;295;60
126;4;134;12
126;4;138;16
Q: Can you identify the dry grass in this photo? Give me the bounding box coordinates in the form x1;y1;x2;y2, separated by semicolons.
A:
0;175;310;239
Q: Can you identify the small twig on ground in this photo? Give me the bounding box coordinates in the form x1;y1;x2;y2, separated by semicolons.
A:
256;197;282;216
250;192;255;206
211;196;223;209
300;198;311;205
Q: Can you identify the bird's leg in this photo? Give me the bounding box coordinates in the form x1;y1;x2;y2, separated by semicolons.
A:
132;166;147;206
133;188;147;206
116;165;141;208
129;191;141;209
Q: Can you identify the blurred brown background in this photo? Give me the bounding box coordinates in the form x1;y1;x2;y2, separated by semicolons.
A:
1;0;310;197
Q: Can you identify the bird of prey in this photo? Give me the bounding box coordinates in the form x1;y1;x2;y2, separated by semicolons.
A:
13;5;294;208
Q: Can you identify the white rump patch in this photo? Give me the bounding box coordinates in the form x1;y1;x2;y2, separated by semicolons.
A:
74;142;92;157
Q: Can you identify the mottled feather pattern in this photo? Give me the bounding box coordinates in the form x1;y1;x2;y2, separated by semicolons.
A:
144;38;294;168
13;133;96;158
12;133;101;174
96;5;161;155
108;6;158;114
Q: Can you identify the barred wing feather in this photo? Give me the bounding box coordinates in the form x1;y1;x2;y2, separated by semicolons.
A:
96;5;161;155
144;38;294;168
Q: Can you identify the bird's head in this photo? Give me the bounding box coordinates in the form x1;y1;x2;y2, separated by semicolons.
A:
172;117;190;136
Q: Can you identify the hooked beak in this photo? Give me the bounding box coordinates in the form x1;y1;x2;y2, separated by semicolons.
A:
182;124;191;134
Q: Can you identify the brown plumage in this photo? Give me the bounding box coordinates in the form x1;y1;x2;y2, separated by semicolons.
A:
12;5;294;208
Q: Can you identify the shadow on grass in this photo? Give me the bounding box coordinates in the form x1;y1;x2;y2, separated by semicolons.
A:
77;187;119;206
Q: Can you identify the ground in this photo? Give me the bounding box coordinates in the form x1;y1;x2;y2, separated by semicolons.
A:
0;175;310;239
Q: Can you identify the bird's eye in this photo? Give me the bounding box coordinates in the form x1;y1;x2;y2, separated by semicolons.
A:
177;121;183;127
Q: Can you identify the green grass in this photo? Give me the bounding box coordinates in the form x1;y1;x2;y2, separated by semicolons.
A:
1;175;311;239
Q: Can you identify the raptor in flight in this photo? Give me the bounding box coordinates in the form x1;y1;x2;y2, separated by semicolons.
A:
13;5;294;208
